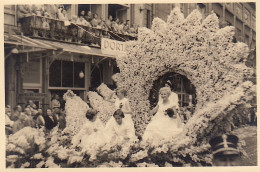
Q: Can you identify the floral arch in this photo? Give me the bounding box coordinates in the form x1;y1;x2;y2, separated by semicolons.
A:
113;7;255;142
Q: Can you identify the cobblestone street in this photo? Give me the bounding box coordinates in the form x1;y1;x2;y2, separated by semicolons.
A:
232;125;257;166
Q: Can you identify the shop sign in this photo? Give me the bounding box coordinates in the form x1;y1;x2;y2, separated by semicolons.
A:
19;93;47;100
101;38;126;56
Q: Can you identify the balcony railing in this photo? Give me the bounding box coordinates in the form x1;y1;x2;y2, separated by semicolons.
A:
20;15;137;46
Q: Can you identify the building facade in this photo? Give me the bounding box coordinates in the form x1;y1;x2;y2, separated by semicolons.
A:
4;3;256;111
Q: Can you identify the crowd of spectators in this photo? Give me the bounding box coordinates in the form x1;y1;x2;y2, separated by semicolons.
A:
5;98;66;137
17;4;139;39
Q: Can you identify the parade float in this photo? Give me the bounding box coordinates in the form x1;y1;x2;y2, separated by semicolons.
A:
6;7;255;167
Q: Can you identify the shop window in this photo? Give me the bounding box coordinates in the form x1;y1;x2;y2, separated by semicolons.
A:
74;62;85;88
108;4;128;22
23;58;41;85
62;61;73;87
49;60;61;87
90;64;103;91
49;60;85;88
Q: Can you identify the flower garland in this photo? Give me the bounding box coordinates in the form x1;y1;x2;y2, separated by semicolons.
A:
113;7;254;136
62;90;89;136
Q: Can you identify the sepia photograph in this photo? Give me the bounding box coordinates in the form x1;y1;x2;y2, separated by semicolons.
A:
2;0;257;169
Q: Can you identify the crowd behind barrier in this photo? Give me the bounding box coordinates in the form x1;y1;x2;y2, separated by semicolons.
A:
17;4;138;46
5;98;66;136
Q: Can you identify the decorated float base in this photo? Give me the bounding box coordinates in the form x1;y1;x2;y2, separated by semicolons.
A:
6;7;256;168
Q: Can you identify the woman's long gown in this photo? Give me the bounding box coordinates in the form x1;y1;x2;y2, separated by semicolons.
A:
103;117;137;154
106;97;135;135
142;99;183;146
72;118;105;159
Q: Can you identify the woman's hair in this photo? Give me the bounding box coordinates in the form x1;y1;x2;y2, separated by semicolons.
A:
113;109;125;118
165;108;175;118
86;108;98;120
159;87;171;96
117;89;127;96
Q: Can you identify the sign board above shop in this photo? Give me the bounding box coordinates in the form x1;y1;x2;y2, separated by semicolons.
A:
19;93;47;101
101;38;127;56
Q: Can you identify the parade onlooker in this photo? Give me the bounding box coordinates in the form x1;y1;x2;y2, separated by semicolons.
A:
12;113;29;134
17;4;32;20
31;4;44;16
112;18;120;33
57;6;68;21
10;106;20;121
44;4;58;19
209;134;241;166
51;94;61;111
105;15;113;31
123;20;130;33
58;110;66;131
5;105;14;135
80;10;86;19
70;15;78;23
43;108;58;131
35;108;45;128
17;105;23;113
77;15;92;27
85;11;92;22
24;107;36;128
118;20;125;34
91;13;101;28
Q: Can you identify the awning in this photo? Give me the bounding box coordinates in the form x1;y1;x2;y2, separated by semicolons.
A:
4;34;56;52
33;39;116;58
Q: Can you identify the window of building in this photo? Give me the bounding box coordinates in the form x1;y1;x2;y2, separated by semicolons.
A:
245;34;249;45
78;4;91;16
108;4;128;22
49;60;85;88
146;9;151;28
90;63;103;91
197;3;206;19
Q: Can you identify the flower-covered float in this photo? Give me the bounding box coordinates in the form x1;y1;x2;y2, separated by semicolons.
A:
6;7;255;167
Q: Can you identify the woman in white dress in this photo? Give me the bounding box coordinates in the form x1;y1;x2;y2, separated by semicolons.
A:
71;108;105;161
107;89;135;132
142;87;183;146
103;109;137;156
158;80;179;110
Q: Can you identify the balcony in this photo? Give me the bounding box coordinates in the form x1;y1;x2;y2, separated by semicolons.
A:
20;15;137;47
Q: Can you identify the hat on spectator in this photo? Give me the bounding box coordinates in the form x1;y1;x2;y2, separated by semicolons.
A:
209;134;239;156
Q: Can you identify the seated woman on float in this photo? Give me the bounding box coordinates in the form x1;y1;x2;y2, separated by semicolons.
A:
71;108;105;161
103;109;137;151
142;87;183;146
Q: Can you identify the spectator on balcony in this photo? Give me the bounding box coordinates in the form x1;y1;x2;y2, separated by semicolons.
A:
118;20;126;34
17;4;32;20
123;20;130;34
78;13;91;27
129;23;138;36
31;4;44;16
80;10;86;18
105;15;113;31
44;4;58;19
85;11;92;22
91;13;101;28
57;6;68;21
70;15;78;23
112;18;120;33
